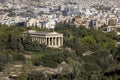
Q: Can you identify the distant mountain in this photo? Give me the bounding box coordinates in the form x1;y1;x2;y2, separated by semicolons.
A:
4;0;120;7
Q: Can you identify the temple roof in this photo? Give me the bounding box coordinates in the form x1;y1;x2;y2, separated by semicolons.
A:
23;30;63;37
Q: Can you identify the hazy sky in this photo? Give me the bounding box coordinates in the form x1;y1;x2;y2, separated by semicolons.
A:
0;0;5;3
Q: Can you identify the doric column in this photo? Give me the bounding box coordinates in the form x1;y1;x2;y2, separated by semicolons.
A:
33;37;35;41
35;37;37;41
46;37;47;45
32;36;34;41
34;37;35;40
41;37;43;44
42;37;44;44
38;37;40;43
44;38;46;44
52;37;53;47
57;37;59;45
55;37;57;46
39;37;40;43
43;38;45;44
40;37;42;44
58;37;60;46
60;37;61;45
40;37;41;43
36;37;37;41
43;37;45;44
37;37;39;42
61;37;63;45
53;37;55;46
48;37;50;46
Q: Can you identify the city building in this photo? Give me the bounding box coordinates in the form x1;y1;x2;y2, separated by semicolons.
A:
42;20;56;29
108;18;117;26
63;5;80;16
27;18;41;28
107;26;117;32
34;7;50;14
23;30;63;48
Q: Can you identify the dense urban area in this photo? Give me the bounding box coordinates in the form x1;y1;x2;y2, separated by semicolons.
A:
0;0;120;80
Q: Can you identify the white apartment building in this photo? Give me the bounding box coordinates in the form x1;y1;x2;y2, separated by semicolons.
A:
43;20;56;29
27;18;42;28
